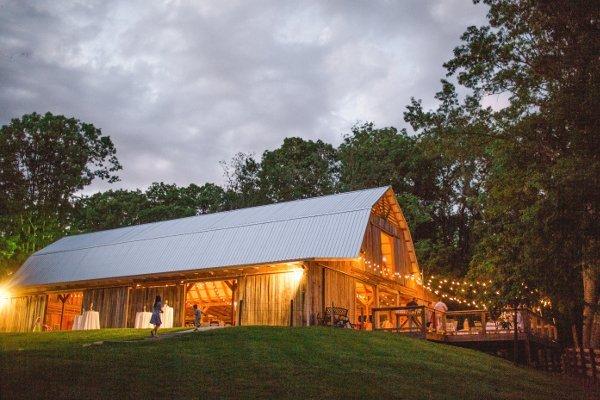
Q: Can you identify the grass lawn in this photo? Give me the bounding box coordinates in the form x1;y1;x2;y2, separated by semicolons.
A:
0;326;591;399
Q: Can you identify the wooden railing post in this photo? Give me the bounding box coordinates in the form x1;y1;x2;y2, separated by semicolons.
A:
590;348;597;381
442;313;447;334
481;311;487;335
420;306;426;337
577;347;585;376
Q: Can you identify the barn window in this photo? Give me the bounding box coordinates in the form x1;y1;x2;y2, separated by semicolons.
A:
380;231;396;273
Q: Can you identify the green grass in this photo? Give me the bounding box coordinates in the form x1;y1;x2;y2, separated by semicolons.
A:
0;327;589;399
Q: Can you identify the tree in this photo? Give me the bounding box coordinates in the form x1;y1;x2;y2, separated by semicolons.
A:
404;85;489;278
221;153;265;209
259;137;338;202
0;112;121;277
71;189;151;232
440;0;599;346
0;112;120;216
72;183;228;233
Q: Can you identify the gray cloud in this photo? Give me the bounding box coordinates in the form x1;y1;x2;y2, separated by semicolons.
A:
0;0;487;192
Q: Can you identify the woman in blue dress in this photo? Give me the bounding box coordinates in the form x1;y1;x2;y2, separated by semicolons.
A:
150;295;163;337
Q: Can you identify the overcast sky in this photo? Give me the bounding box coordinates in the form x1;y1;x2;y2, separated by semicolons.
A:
0;0;487;193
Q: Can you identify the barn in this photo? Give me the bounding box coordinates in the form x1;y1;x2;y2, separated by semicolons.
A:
0;186;434;332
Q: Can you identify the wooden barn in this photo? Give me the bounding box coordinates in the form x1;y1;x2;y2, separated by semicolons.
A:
0;186;434;332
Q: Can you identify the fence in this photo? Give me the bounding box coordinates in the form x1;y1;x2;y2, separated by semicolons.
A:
563;348;599;382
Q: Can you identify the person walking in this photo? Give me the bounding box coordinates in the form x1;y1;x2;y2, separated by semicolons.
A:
193;304;202;331
150;295;163;337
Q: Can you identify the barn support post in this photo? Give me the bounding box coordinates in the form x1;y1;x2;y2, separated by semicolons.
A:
124;287;131;328
321;267;326;317
238;299;243;326
290;300;294;327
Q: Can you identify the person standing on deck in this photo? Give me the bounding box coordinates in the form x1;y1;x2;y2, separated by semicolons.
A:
150;295;163;337
193;304;202;331
433;300;448;331
406;298;419;331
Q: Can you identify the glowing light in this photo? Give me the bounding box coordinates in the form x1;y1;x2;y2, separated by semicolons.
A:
290;268;304;284
0;286;11;308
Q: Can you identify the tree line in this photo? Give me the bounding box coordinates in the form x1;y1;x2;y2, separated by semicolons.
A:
0;0;597;347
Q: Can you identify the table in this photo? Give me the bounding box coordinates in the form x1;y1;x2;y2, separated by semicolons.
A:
72;315;82;330
162;306;174;328
134;311;153;329
72;311;100;330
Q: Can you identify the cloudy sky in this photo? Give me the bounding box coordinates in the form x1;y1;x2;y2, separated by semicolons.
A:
0;0;487;192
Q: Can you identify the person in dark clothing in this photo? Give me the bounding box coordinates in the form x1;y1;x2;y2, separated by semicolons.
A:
150;295;163;337
406;298;419;330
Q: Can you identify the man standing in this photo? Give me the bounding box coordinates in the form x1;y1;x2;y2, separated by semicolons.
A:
193;304;202;331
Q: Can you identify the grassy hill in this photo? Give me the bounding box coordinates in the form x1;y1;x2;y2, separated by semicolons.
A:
0;327;591;399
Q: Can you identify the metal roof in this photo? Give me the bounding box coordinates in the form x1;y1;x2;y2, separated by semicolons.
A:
13;186;390;286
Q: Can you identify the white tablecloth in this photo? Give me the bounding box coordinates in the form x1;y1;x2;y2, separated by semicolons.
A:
72;315;82;330
72;311;100;330
134;311;153;329
162;306;174;328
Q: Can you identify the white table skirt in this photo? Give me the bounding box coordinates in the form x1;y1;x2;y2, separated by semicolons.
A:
72;315;82;330
72;311;100;330
134;312;153;329
162;306;174;328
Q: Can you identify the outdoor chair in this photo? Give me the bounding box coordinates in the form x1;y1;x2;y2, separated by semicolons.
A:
318;307;354;328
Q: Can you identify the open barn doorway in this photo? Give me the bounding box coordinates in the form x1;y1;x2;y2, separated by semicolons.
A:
185;280;237;327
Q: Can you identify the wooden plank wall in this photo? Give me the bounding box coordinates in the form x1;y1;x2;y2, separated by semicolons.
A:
362;215;413;282
0;295;46;332
83;287;129;329
237;271;304;326
324;268;356;323
361;219;382;269
305;263;324;324
126;284;184;328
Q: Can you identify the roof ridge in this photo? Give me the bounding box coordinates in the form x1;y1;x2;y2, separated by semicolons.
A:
57;186;390;241
35;207;373;257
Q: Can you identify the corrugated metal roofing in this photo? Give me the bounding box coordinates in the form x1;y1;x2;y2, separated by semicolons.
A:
13;186;390;286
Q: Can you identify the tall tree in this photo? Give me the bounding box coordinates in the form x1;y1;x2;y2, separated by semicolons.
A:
0;112;120;216
404;83;490;278
259;137;338;202
221;153;265;209
72;182;228;232
440;0;599;346
0;112;121;277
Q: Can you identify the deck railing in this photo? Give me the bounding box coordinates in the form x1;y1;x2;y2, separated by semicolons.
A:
371;306;558;342
371;305;431;337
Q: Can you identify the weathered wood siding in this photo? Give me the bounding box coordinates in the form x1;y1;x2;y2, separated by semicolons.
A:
324;268;356;323
237;271;304;326
126;284;184;328
361;215;413;280
83;287;129;329
305;263;324;325
0;295;46;332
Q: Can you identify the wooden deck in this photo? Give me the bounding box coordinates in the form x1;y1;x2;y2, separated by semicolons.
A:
371;305;560;366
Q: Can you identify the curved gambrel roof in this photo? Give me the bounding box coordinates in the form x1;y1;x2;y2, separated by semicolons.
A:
13;186;420;287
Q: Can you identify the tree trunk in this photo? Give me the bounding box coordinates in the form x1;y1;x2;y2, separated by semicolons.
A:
582;262;598;348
